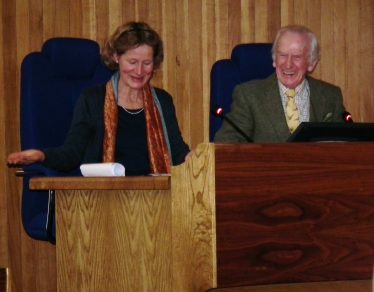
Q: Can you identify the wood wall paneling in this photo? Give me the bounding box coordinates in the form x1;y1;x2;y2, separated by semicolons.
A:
174;0;191;142
202;0;216;141
228;1;241;51
42;1;56;41
333;0;347;95
2;0;20;290
188;0;204;147
95;0;110;47
346;0;361;118
240;0;254;43
280;0;294;27
1;0;373;291
81;0;97;40
0;0;8;270
359;0;374;122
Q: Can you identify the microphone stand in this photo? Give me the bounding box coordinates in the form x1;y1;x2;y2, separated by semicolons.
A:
213;109;253;142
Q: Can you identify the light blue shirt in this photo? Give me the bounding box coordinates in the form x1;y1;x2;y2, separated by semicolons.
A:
278;80;310;122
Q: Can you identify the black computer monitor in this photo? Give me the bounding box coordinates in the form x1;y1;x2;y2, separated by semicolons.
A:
287;122;374;142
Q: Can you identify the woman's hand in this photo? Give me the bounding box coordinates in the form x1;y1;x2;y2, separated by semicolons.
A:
7;149;45;166
184;150;195;162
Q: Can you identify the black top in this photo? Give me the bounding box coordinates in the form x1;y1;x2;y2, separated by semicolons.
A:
42;85;189;173
116;107;150;175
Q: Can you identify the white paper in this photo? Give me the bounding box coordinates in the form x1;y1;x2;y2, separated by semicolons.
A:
80;163;125;177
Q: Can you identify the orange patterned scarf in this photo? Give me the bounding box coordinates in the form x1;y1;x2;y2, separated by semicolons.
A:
103;80;171;174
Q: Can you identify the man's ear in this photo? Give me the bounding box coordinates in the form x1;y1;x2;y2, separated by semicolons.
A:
307;59;319;73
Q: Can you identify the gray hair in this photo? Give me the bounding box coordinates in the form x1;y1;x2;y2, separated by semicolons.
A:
271;25;320;65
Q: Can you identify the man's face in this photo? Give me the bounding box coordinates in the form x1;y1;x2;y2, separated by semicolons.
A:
273;32;317;89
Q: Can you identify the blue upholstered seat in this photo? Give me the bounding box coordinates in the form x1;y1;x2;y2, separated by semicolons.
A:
20;37;112;242
209;43;275;141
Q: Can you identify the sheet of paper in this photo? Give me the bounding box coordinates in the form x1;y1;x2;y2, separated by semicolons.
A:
80;163;125;177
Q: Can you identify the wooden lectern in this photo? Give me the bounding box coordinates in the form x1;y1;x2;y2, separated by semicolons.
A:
30;143;374;291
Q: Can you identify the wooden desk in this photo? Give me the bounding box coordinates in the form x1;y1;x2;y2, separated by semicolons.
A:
31;176;176;291
30;143;374;291
214;143;374;287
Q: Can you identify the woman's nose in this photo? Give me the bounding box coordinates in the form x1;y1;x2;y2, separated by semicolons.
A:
135;64;143;74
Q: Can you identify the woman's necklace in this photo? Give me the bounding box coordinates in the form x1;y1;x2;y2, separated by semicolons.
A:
120;105;144;115
117;87;144;115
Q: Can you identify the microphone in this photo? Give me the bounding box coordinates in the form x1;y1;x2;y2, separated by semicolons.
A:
342;111;353;123
213;107;253;142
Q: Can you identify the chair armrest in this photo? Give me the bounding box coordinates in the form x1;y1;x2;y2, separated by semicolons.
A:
16;164;80;177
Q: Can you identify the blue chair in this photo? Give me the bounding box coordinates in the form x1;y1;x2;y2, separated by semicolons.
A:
209;43;275;141
20;37;112;242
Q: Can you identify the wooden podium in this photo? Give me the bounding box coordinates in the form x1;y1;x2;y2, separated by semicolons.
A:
30;143;374;291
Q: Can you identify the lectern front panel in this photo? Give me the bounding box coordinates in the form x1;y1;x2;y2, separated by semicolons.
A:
215;143;374;287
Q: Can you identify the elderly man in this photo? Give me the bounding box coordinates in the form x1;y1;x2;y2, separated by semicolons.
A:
214;25;346;143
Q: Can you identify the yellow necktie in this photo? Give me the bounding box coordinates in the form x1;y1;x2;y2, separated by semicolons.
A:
285;89;299;133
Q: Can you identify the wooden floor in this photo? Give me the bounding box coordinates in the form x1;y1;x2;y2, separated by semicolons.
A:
0;268;6;292
211;280;372;292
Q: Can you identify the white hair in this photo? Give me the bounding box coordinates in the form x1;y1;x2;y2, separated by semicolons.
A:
271;25;320;65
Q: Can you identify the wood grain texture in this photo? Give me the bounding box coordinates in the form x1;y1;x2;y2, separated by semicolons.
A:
0;0;7;269
215;143;374;287
171;143;217;291
19;238;56;292
212;279;372;292
33;156;216;292
30;176;170;190
56;188;171;292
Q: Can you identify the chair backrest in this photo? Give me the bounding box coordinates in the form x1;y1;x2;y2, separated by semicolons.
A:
209;43;275;141
20;37;112;242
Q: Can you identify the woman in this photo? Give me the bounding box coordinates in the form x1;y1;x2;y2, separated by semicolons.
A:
7;22;191;175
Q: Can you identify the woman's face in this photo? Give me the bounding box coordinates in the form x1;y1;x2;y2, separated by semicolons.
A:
116;44;154;90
